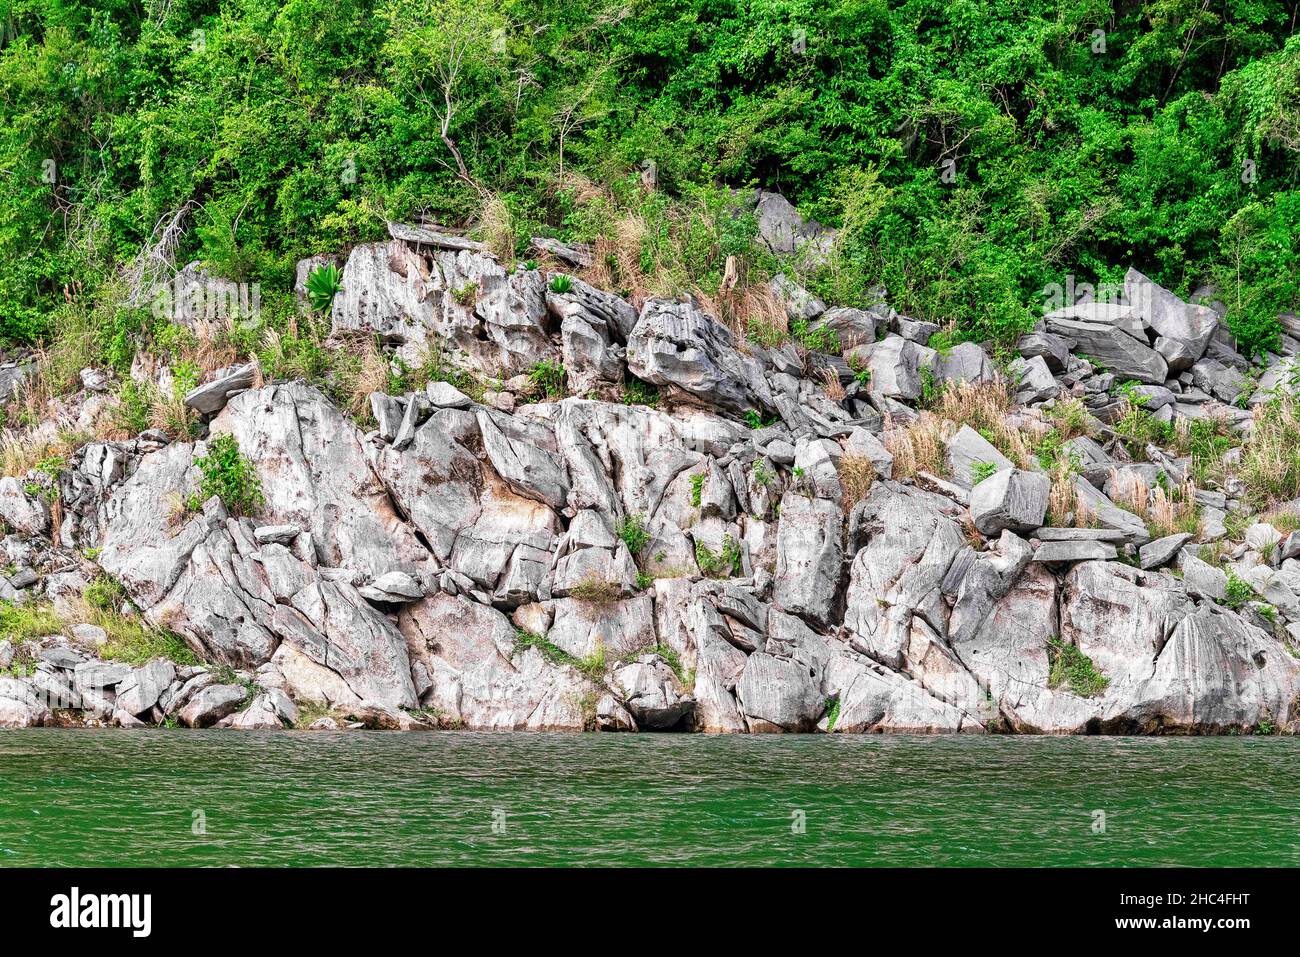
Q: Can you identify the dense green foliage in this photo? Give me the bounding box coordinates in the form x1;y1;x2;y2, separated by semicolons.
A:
1;0;1297;350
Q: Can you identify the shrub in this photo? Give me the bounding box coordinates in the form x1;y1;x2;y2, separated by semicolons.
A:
689;472;706;508
616;513;649;556
548;275;574;294
1047;638;1109;697
305;264;342;313
528;359;566;399
189;433;264;517
970;461;998;485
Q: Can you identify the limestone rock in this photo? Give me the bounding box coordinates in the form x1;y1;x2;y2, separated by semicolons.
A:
968;469;1049;535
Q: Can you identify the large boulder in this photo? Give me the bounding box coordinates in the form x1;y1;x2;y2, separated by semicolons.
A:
1125;268;1218;366
846;335;923;401
736;652;822;732
773;492;843;629
626;299;774;417
1043;315;1168;384
331;240;557;373
968;469;1049;535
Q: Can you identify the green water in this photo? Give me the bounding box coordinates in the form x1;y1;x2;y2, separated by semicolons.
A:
0;730;1296;866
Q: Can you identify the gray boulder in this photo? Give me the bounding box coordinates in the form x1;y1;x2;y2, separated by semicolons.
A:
1043;316;1168;384
968;469;1049;535
626;299;774;417
774;492;843;629
1125;268;1218;365
736;653;822;732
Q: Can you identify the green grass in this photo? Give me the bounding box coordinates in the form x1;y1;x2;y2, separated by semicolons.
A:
97;616;200;667
513;628;606;683
1047;638;1109;698
0;601;63;644
970;461;998;485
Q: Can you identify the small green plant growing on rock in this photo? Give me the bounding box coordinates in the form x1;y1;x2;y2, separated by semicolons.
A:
689;472;706;507
621;376;659;408
188;432;264;517
616;513;649;556
824;696;842;732
742;409;777;429
790;317;839;354
548;274;574;294
451;283;477;306
528;359;566;398
751;458;774;487
1224;571;1256;610
695;535;742;578
305;263;342;313
84;574;127;611
1047;637;1109;697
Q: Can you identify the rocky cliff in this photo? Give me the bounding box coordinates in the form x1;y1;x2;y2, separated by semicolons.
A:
3;200;1300;734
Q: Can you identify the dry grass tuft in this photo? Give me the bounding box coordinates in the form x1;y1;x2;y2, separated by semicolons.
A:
1045;395;1097;440
1044;458;1101;528
1147;479;1202;539
837;454;875;511
1237;398;1300;507
929;380;1013;433
820;366;846;402
477;192;518;263
884;413;950;479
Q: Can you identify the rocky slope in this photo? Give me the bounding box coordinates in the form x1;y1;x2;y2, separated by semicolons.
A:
3;195;1300;733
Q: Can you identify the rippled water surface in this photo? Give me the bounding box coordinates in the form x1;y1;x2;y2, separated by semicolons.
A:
1;731;1297;866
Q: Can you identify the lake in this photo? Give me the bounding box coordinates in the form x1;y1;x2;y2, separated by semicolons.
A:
0;731;1295;866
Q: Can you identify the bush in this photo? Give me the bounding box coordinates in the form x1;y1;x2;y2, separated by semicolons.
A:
528;359;566;399
616;513;649;556
189;433;264;517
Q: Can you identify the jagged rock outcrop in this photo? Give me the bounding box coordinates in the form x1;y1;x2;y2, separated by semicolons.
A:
4;227;1298;736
